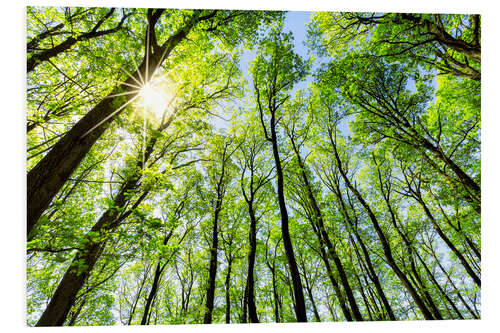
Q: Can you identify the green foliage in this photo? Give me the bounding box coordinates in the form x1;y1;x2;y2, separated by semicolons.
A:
27;6;480;327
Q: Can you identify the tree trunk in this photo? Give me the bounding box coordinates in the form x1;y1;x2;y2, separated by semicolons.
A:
245;203;260;323
35;217;112;326
127;265;150;325
427;243;479;319
414;250;464;319
300;261;321;322
225;257;233;323
268;115;307;322
203;201;222;323
316;241;353;321
267;262;280;323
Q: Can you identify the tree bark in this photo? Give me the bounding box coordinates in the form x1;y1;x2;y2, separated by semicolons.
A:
203;205;220;324
140;229;177;325
245;203;260;323
267;115;307;322
224;257;233;323
203;144;229;324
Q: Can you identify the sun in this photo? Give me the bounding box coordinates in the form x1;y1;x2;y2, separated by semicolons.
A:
138;79;170;118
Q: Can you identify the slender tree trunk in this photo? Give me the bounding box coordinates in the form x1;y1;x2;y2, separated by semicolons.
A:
407;253;443;320
128;265;150;325
267;262;280;323
300;262;321;322
332;176;396;320
203;143;230;324
35;179;142;326
140;263;162;325
241;284;248;323
35;130;161;326
203;201;222;323
375;170;443;319
420;135;480;202
67;297;85;326
349;229;395;320
225;256;233;323
321;245;353;321
268;116;307;322
245;203;260;323
355;275;373;321
427;244;479;319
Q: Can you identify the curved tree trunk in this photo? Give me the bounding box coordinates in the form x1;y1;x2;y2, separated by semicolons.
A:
268;116;307;322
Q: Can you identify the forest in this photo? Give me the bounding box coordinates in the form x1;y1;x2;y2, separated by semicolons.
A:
26;7;481;326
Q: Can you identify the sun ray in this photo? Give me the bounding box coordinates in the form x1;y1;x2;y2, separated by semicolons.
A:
118;65;144;88
80;94;140;139
113;80;142;90
127;47;145;87
145;25;150;83
106;90;141;99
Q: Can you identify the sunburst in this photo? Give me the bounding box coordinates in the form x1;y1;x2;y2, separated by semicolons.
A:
80;46;176;170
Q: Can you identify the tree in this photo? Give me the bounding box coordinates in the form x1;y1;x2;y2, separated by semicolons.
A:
27;7;481;325
251;26;309;322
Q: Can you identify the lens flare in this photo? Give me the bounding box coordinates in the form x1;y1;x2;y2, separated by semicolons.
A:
138;80;169;118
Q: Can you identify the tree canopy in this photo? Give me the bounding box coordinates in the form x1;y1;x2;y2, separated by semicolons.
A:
26;7;480;326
